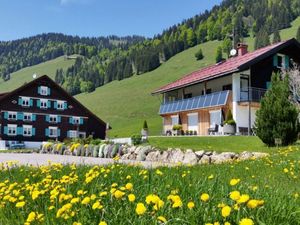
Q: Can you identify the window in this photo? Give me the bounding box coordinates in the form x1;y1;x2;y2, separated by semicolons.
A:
49;127;58;137
223;84;232;91
73;117;80;125
23;113;32;121
184;93;192;99
209;110;222;126
171;115;179;126
68;130;78;138
40;86;49;96
49;115;57;123
23;125;32;136
40;99;48;109
7;124;17;136
56;101;65;110
21;97;31;107
8;112;17;120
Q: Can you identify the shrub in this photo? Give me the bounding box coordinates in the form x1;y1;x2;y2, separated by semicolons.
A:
172;125;182;131
255;73;299;146
142;120;148;130
224;109;236;126
131;134;142;146
195;48;204;60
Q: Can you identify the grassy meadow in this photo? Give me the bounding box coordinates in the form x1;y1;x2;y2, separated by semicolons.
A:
147;136;276;153
0;56;76;93
0;146;299;225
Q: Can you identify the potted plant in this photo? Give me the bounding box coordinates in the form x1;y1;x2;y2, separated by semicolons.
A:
141;120;149;137
223;109;236;135
172;124;182;136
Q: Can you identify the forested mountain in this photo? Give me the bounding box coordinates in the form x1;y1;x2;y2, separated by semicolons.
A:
1;0;300;95
0;33;145;81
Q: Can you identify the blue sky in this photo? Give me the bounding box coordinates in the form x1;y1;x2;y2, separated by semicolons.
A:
0;0;222;41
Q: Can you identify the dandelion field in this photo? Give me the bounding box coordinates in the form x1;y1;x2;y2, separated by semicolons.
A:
0;147;299;225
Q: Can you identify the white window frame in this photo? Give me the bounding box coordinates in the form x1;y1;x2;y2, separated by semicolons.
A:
49;126;58;138
7;124;17;136
57;101;65;110
40;86;48;96
23;113;32;121
49;115;58;123
68;130;78;138
8;112;17;120
21;97;30;107
23;125;32;137
40;99;48;109
72;117;81;125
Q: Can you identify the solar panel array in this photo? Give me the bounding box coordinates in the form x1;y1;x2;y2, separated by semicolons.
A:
159;90;229;115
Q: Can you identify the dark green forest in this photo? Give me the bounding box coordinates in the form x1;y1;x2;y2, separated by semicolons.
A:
1;0;300;95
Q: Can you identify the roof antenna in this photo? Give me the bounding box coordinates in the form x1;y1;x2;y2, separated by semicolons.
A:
229;25;237;57
32;73;37;79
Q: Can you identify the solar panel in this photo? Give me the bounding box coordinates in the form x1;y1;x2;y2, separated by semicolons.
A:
159;90;230;115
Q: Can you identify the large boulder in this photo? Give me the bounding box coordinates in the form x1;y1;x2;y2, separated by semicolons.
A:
252;152;269;159
182;150;198;165
239;151;254;160
211;152;237;164
195;150;205;159
145;151;161;162
98;144;106;158
199;155;211;164
160;150;172;163
168;149;185;163
136;146;152;161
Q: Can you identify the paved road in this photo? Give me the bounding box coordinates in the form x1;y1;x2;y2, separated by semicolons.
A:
0;153;170;168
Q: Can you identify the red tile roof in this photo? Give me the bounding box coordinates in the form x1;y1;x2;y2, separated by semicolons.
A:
153;39;294;94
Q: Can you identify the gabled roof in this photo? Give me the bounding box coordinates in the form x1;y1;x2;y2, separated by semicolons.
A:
153;38;300;94
0;75;109;128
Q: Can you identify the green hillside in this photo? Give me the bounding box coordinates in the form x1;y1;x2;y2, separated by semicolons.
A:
76;17;300;137
0;56;76;93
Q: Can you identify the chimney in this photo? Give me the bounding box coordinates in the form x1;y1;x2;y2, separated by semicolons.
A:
237;43;248;56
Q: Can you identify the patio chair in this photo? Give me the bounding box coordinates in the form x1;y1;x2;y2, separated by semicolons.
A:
208;124;218;135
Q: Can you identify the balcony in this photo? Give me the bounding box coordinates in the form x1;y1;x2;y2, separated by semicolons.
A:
239;87;267;102
159;90;230;115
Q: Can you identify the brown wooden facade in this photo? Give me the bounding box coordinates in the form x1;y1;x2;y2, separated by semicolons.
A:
0;75;107;142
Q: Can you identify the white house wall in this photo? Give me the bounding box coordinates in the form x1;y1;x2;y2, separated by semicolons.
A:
235;105;258;129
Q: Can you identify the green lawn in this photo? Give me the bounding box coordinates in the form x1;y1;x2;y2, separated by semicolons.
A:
0;56;76;92
76;17;300;138
148;136;281;153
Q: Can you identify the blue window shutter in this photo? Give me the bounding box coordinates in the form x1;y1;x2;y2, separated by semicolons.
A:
18;97;22;106
57;116;61;123
32;128;36;136
38;86;41;95
17;112;24;120
80;117;83;124
45;128;49;136
30;99;33;107
17;127;23;135
4;112;8;119
54;101;57;109
47;100;51;109
64;102;68;110
37;99;41;108
45;115;49;122
57;129;61;137
47;87;51;96
3;126;8;135
273;55;278;67
69;117;73;124
284;56;290;69
67;131;70;138
32;114;36;121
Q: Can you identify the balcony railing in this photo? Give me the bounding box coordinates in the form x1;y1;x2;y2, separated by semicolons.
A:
240;87;267;102
159;90;230;115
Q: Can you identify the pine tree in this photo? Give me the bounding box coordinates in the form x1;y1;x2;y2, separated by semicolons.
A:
255;73;299;146
254;28;270;50
215;46;223;63
296;26;300;42
272;30;281;44
195;48;204;60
